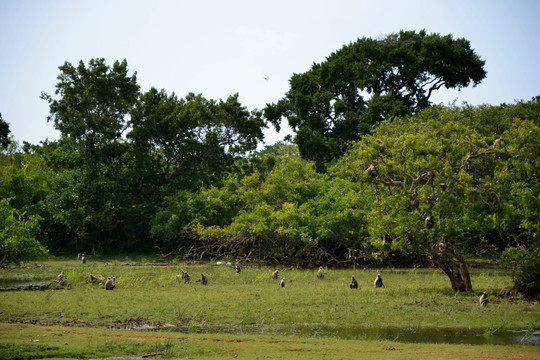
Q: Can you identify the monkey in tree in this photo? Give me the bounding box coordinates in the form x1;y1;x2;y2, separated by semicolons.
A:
426;192;438;207
491;190;500;208
366;164;377;177
408;191;420;211
425;215;435;230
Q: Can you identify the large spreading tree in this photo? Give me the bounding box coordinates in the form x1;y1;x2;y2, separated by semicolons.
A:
331;101;539;292
265;30;487;171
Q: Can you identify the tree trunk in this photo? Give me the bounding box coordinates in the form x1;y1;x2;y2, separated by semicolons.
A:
428;235;473;292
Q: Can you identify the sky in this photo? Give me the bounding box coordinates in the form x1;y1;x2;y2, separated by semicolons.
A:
1;0;539;147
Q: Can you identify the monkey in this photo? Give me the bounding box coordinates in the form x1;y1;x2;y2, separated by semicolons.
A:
493;138;504;148
381;233;391;246
77;253;81;260
57;271;65;283
317;266;324;279
491;190;500;208
479;291;488;306
279;278;286;288
89;273;98;283
439;183;448;191
366;164;377;177
81;254;86;264
464;159;475;176
374;274;385;288
233;264;241;274
426;192;438;208
199;273;208;285
177;270;190;283
376;139;387;150
408;192;420;211
406;231;416;244
105;276;115;290
425;215;435;230
271;270;280;279
499;287;516;298
425;169;435;186
339;137;346;153
98;275;106;285
350;275;358;289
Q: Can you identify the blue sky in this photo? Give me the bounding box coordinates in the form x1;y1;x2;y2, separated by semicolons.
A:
1;0;539;146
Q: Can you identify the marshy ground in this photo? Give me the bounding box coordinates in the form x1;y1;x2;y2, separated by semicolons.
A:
1;256;539;359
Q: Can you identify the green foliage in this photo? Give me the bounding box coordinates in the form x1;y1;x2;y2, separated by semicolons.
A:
501;244;540;296
153;99;539;274
265;30;486;170
41;58;139;150
0;198;47;267
128;88;265;191
165;144;370;264
33;59;266;252
332;100;540;257
0;112;10;149
0;140;50;211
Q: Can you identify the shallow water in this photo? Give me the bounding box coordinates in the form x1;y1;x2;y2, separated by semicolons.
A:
152;323;540;346
0;280;55;290
0;280;50;287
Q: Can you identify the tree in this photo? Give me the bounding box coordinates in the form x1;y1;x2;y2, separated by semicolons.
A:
0;198;46;267
265;30;486;170
162;144;369;265
39;59;140;251
0;113;10;149
41;58;139;158
127;88;266;192
190;150;326;263
331;100;539;292
38;59;266;252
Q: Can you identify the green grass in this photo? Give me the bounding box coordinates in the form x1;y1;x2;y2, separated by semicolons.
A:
1;323;539;360
1;258;539;359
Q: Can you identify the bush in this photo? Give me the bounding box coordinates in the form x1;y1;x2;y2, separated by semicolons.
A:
501;242;540;297
0;199;47;267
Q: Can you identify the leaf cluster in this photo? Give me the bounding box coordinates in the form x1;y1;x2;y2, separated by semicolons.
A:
265;30;486;170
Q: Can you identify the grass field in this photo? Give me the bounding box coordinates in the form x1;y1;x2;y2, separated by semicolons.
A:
1;256;539;359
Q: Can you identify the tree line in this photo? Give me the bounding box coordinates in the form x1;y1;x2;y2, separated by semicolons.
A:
0;31;538;294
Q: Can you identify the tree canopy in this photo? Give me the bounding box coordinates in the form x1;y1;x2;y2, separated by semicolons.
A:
165;99;538;292
265;30;487;171
0;113;10;150
3;51;538;295
35;58;266;252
